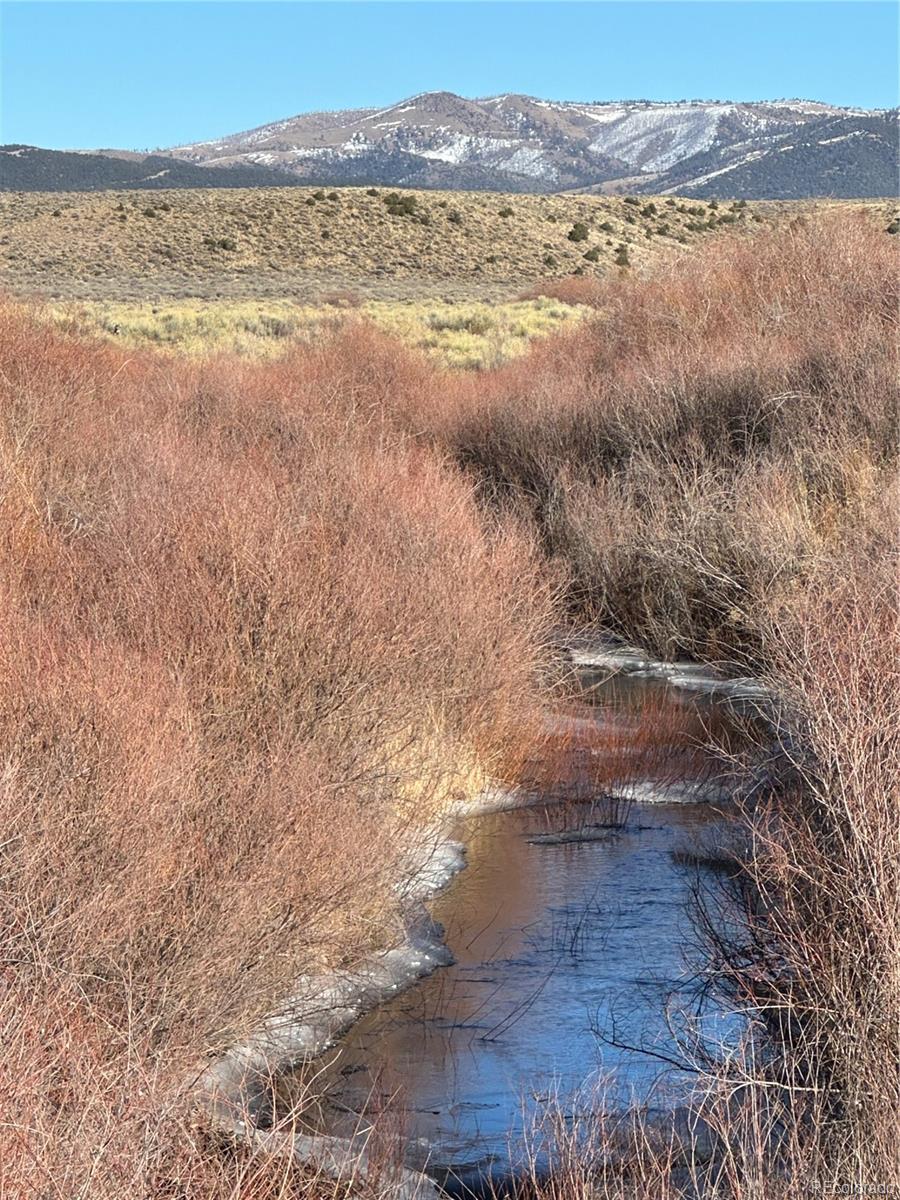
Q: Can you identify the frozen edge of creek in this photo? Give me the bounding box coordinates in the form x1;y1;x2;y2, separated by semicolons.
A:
194;644;774;1199
567;643;773;704
196;826;468;1199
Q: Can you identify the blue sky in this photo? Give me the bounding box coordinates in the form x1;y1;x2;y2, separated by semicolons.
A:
2;2;897;150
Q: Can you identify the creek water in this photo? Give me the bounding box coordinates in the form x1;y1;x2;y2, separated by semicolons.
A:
279;664;757;1194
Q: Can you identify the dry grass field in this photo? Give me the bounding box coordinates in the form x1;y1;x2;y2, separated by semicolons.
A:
4;186;893;368
5;184;892;304
45;293;592;367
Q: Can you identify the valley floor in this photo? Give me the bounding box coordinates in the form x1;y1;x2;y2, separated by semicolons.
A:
1;205;897;1198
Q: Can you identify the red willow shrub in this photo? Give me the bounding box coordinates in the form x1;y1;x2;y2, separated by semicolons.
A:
517;274;607;307
0;305;553;1195
405;213;898;1192
421;212;898;662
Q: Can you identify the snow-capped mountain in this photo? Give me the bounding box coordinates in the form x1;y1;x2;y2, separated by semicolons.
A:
167;92;898;197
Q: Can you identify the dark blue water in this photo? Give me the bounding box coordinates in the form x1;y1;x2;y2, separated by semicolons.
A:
279;673;747;1191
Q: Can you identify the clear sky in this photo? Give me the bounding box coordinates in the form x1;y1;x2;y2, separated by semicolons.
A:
1;1;897;150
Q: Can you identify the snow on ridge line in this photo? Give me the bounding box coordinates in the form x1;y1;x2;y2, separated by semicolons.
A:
166;94;879;154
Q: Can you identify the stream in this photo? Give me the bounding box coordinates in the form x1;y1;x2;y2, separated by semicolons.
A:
276;659;766;1194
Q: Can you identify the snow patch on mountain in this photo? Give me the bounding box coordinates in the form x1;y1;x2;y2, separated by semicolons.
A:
818;130;866;145
661;149;768;192
588;106;729;172
416;134;517;165
498;146;559;181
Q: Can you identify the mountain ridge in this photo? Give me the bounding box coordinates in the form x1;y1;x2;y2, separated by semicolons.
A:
3;93;897;197
164;92;897;198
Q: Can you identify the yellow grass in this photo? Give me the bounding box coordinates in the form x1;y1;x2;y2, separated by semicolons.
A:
46;294;592;367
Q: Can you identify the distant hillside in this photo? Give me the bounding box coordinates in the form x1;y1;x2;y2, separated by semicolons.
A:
0;146;304;192
0;185;767;302
643;112;900;199
2;182;895;306
166;93;898;199
3;96;897;199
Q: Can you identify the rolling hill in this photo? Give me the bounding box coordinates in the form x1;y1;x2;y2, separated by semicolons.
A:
0;146;305;192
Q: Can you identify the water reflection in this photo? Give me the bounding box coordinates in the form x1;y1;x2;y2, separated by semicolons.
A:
278;671;749;1189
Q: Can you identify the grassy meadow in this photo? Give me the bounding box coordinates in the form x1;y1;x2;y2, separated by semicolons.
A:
46;292;592;368
0;198;897;1197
